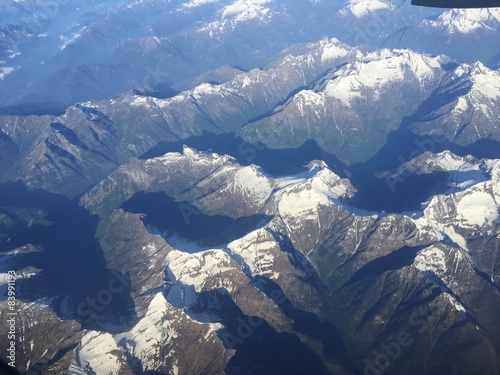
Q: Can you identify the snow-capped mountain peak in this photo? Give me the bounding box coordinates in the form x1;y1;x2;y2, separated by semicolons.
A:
429;8;500;34
323;49;444;105
221;0;272;22
341;0;393;18
469;62;500;100
166;249;241;293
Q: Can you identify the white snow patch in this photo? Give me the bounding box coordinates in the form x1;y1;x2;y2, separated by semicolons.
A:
167;235;204;253
0;269;39;286
230;165;274;205
320;40;350;62
429;9;500;34
227;228;278;276
0;67;14;80
430;151;477;171
114;293;178;369
0;273;15;284
298;90;326;107
78;331;122;375
445;294;467;314
345;0;392;18
239;75;254;89
443;225;469;250
456;190;498;227
295;90;326;116
324;50;440;105
492;161;500;203
470;64;500;100
414;246;447;274
130;96;151;107
410;216;444;242
324;76;361;107
59;32;82;50
166;249;236;292
8;51;20;59
192;82;221;99
276;169;349;220
184;0;220;8
221;0;271;23
454;97;468;112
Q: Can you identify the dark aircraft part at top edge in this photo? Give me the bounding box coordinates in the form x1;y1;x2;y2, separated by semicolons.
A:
411;0;500;8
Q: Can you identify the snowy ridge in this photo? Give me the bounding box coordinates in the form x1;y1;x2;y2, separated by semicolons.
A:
9;149;500;374
340;0;393;18
83;144;357;221
424;8;500;34
238;46;455;165
84;292;222;374
70;331;125;375
492;160;500;203
115;293;176;368
166;249;242;293
293;90;326;117
451;62;500;115
416;150;481;171
82;146;275;218
381;150;498;193
183;0;221;8
211;164;275;208
319;38;353;63
324;49;444;105
227;227;280;278
424;175;499;231
409;161;499;276
411;63;500;145
275;168;354;222
468;63;500;101
152;145;232;166
221;0;272;23
192;0;273;35
414;245;472;313
455;185;499;228
127;37;356;113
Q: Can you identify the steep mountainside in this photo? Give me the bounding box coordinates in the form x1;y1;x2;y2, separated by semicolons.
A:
2;40;499;200
0;1;499;375
1;148;499;374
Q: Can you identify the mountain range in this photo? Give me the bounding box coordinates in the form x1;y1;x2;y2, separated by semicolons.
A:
0;1;499;374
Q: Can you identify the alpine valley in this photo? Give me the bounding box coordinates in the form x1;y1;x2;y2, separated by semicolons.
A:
0;1;499;375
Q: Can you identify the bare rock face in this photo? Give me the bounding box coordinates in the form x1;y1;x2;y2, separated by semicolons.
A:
410;63;500;147
81;146;277;219
4;148;497;374
0;300;83;374
70;293;226;375
4;39;500;200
